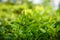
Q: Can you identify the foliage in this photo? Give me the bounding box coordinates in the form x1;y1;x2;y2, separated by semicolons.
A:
0;4;59;40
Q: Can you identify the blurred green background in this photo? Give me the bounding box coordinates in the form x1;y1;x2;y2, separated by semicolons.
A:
0;0;60;40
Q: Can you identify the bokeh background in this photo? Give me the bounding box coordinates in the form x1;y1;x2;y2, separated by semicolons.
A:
0;0;60;40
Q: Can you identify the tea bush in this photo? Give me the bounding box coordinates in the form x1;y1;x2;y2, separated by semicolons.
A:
0;4;59;40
